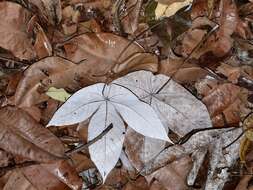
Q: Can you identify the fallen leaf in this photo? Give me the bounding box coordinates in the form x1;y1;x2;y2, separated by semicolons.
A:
115;70;211;172
212;0;238;57
2;170;37;190
33;23;52;59
155;0;192;19
115;70;212;136
15;33;158;107
0;2;36;60
46;87;71;102
48;82;170;180
0;106;65;163
202;83;249;125
159;56;209;83
146;156;192;190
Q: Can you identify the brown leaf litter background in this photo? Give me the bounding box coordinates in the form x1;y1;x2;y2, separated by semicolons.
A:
0;0;253;189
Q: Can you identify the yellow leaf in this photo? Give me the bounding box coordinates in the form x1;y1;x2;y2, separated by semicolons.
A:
155;0;193;19
46;87;71;102
239;136;250;163
243;113;253;140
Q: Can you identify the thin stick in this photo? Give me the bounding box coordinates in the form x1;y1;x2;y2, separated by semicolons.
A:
65;123;113;156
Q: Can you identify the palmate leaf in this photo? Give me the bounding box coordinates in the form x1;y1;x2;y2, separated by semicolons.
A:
47;82;170;181
114;71;212;170
114;70;212;136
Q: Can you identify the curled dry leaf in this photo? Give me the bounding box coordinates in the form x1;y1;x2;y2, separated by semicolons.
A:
0;2;36;60
0;106;65;163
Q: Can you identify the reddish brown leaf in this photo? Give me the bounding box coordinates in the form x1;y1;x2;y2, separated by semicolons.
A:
201;83;249;126
15;34;158;107
159;56;209;83
146;156;192;190
0;106;65;162
0;2;36;60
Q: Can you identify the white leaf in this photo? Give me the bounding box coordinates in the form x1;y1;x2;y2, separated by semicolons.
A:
114;70;211;171
108;84;171;142
48;80;170;180
88;103;125;181
114;100;170;142
47;83;105;126
114;70;212;136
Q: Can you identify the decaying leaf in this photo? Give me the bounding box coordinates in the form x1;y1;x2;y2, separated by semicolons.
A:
202;83;249;126
0;2;36;60
0;106;65;163
146;156;192;190
15;33;158;107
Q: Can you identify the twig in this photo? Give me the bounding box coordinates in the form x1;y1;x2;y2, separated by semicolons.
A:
65;123;113;156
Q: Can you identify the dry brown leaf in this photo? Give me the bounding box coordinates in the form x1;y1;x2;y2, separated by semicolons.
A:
235;176;253;190
159;56;209;83
21;165;71;190
0;106;65;163
202;83;245;117
146;156;192;190
201;83;249;126
211;0;238;57
0;2;36;60
14;56;75;107
70;153;94;172
191;0;208;19
124;176;149;190
15;33;158;107
0;108;82;190
33;23;52;59
62;33;144;64
2;170;36;190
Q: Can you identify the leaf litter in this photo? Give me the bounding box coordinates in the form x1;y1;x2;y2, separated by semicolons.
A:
0;0;252;189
